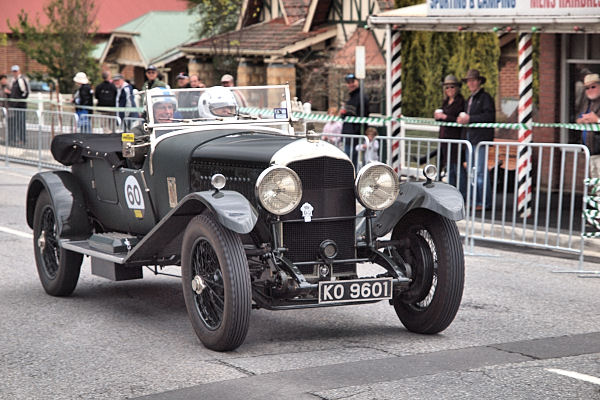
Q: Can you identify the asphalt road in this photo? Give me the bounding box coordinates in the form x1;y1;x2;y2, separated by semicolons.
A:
1;164;599;400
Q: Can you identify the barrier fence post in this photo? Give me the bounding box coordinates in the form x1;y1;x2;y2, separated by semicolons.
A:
37;110;42;171
2;107;8;167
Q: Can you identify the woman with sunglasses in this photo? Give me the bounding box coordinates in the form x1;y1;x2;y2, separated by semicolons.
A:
434;74;466;189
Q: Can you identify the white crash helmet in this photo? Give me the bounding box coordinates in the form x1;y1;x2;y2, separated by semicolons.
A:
198;86;238;118
147;87;177;115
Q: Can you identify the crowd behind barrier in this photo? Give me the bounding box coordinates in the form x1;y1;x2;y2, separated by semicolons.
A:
0;101;595;269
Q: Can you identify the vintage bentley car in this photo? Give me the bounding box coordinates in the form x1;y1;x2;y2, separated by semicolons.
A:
26;85;465;351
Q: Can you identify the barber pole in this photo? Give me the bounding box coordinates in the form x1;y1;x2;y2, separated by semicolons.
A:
391;30;402;171
517;33;533;218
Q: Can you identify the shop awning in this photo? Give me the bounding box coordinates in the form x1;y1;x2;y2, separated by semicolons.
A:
369;3;600;33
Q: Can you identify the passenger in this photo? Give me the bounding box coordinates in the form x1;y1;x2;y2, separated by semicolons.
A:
198;86;238;119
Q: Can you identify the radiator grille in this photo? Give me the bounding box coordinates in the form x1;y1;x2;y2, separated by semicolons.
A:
283;157;356;275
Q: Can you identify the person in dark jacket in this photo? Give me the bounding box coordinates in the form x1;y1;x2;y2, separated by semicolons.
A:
457;69;495;210
341;73;370;166
434;74;465;189
72;72;93;133
94;71;117;114
8;65;29;145
141;65;166;92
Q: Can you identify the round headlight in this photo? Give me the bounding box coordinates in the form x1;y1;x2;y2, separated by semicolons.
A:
256;166;303;215
355;162;400;210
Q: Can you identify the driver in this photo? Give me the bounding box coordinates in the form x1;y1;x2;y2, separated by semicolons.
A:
149;87;178;123
198;86;238;119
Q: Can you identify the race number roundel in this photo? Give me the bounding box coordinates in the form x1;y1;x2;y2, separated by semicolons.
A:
124;176;145;210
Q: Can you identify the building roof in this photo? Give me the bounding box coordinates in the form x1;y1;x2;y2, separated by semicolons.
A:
1;0;189;34
329;27;385;69
183;18;337;57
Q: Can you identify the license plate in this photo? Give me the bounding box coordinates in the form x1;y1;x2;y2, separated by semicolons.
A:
318;278;393;304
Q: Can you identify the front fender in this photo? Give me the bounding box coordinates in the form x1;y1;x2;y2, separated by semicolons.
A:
371;181;464;237
121;190;258;263
191;191;258;234
26;171;91;239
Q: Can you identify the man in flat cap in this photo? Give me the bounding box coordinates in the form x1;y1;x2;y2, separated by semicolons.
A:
457;69;495;210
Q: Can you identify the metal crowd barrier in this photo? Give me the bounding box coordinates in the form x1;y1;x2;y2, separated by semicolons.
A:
468;141;589;262
85;114;121;134
0;109;592;263
1;107;76;169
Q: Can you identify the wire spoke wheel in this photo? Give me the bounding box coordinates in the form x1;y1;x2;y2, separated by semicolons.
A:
391;209;464;334
181;213;251;351
32;191;83;296
191;238;225;330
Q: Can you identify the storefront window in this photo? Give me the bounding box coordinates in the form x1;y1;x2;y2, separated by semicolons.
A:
564;34;600;144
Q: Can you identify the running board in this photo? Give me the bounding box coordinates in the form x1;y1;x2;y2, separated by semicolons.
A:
60;239;143;281
60;239;127;263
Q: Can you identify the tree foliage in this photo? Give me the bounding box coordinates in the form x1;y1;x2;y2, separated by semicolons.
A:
8;0;99;93
395;0;500;117
187;0;243;38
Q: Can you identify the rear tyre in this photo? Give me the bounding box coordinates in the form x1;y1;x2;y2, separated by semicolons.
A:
181;213;251;351
391;209;464;334
32;191;83;296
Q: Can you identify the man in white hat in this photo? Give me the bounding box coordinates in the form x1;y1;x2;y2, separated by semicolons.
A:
576;73;600;177
8;65;29;145
72;72;93;132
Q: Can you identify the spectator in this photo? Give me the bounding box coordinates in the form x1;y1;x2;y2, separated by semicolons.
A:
8;65;29;146
94;71;117;114
221;73;247;106
141;65;166;92
457;69;495;210
190;74;206;88
355;126;379;166
220;74;235;87
341;73;370;166
321;106;343;148
0;74;10;109
72;72;93;132
113;74;138;130
434;74;465;188
575;73;600;178
176;73;190;88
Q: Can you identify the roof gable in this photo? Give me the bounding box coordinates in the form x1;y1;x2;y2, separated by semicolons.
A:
1;0;188;34
101;11;199;65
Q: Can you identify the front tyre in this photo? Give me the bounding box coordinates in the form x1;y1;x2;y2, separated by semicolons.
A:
181;213;251;351
392;209;464;334
32;190;83;296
